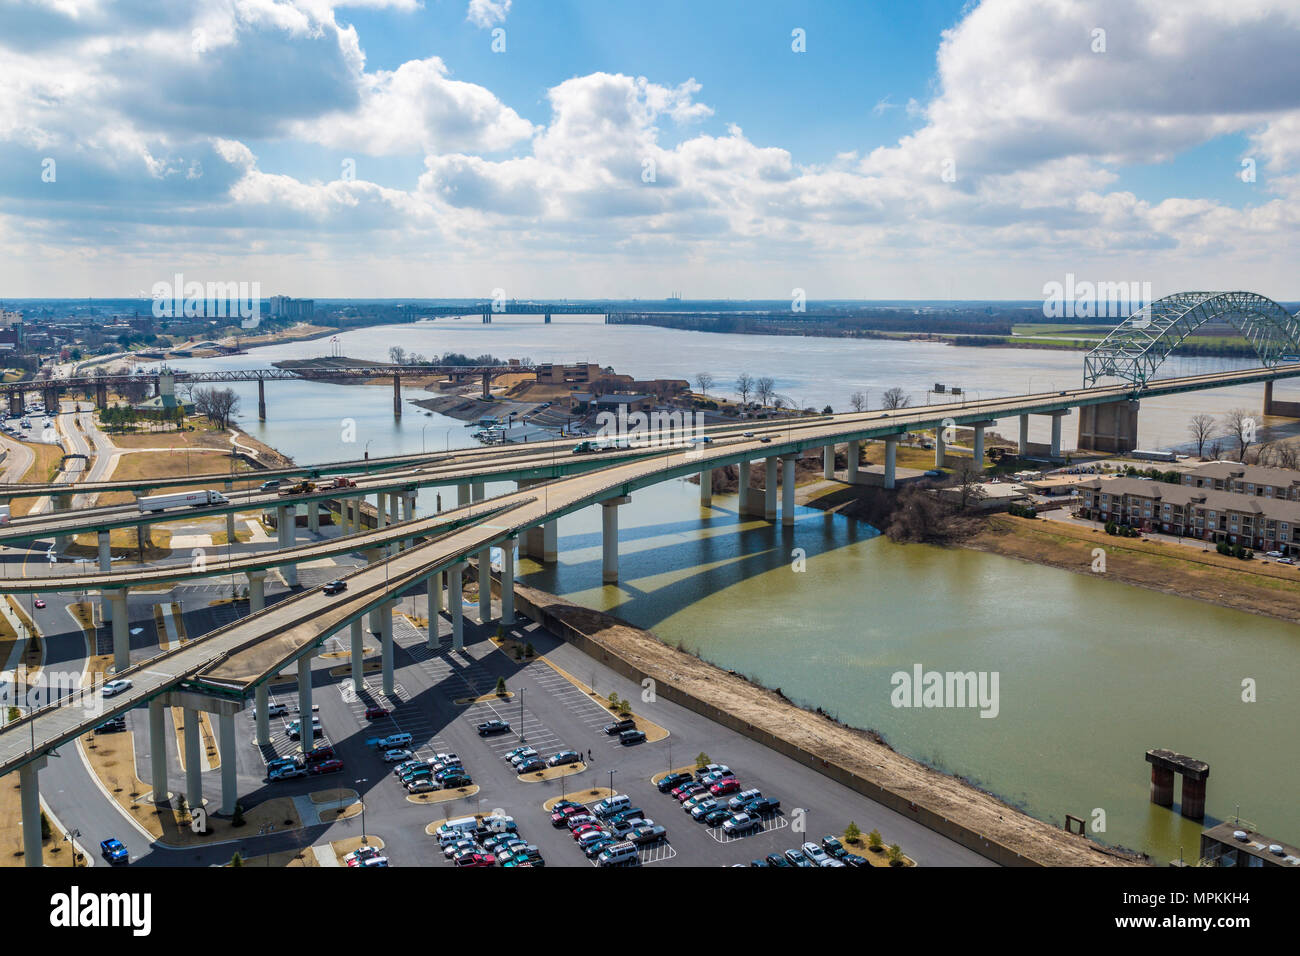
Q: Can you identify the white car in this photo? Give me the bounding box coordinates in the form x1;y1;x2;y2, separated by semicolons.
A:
801;842;831;866
101;679;132;697
383;748;413;763
407;779;439;794
722;812;761;836
266;703;288;717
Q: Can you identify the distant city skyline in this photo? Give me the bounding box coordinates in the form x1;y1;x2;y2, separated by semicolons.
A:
2;0;1299;299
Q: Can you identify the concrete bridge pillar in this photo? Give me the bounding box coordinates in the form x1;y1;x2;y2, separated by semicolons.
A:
254;684;270;747
380;601;395;698
1077;402;1139;455
52;494;72;551
934;429;946;468
183;706;202;811
98;532;112;622
393;373;402;419
375;493;388;529
308;501;320;534
699;468;713;507
350;620;364;693
884;438;898;489
737;459;751;515
764;456;778;521
780;456;798;526
449;562;465;650
1052;409;1071;458
388;493;399;524
1180;776;1207;821
246;570;266;614
477;549;493;622
277;505;297;587
602;496;630;583
847;442;862;485
481;373;491;400
109;589;129;672
426;572;443;648
1019;415;1030;456
149;698;169;800
457;483;470;508
9;391;23;416
19;756;47;867
218;710;238;815
500;539;516;626
95;383;108;410
297;652;314;753
823;445;835;480
542;519;557;563
1149;764;1174;807
471;480;485;502
257;378;266;421
971;420;995;473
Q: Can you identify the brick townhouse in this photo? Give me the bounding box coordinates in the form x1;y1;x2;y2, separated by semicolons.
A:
1076;476;1300;553
1181;461;1300;501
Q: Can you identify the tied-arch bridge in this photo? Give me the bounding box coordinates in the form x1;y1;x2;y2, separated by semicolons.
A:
1079;291;1300;451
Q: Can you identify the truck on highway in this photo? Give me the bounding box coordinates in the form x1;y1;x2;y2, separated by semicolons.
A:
137;490;229;513
0;505;9;525
278;480;316;496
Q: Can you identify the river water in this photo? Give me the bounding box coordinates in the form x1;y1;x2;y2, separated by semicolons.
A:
168;316;1300;861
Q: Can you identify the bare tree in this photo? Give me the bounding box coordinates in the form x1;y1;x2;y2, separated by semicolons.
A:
1223;408;1257;462
881;387;911;410
735;372;754;406
1188;413;1215;458
850;391;867;412
954;461;988;512
194;386;240;429
694;371;714;396
388;345;407;366
754;376;776;407
1277;442;1299;470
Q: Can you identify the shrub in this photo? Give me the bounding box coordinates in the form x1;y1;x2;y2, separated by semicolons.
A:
867;829;884;851
230;852;244;867
887;844;906;866
495;676;507;696
844;821;861;845
524;642;535;658
695;752;710;769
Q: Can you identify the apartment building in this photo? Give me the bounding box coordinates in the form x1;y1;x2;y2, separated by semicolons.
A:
1182;461;1300;501
1076;476;1300;553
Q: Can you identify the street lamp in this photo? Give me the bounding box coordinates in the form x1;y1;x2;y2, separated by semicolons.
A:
608;768;618;796
354;778;368;843
517;687;525;743
64;828;80;867
421;423;430;453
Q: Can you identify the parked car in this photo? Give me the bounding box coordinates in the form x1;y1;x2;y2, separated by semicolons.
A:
728;789;763;811
801;842;832;866
784;848;814;868
689;798;719;820
675;783;705;802
546;750;581;767
266;702;288;717
454;853;494;867
619;729;647;746
695;763;731;781
765;853;792;868
95;715;127;733
309;759;344;775
345;846;383;867
383;748;413;763
603;718;636;735
407;780;438;793
303;746;336;764
438;772;472;788
364;705;389;720
476;719;510;736
710;777;741;796
702;807;732;826
322;580;347;595
393;759;424;777
628;823;667;845
269;764;307;781
100;838;128;864
748;797;781;816
657;772;693;793
516;757;545;774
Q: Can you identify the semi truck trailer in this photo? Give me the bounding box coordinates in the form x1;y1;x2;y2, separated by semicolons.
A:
137;490;229;513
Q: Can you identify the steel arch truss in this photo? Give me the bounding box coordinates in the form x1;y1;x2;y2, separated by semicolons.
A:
1083;292;1300;387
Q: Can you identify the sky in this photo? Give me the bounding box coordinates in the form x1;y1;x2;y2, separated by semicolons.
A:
2;0;1299;301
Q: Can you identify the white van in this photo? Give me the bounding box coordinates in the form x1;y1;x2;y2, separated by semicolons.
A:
596;841;638;867
378;732;412;748
593;794;631;818
436;816;479;844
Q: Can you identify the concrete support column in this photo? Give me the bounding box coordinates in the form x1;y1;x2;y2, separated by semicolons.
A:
1149;765;1175;808
18;758;46;867
350;621;364;692
781;456;796;527
393;373;402;418
426;573;442;648
699;468;712;507
972;425;986;472
601;496;629;584
471;480;485;502
457;484;470;508
884;438;898;490
542;519;557;563
401;491;415;520
823;445;835;480
376;493;388;529
764;456;778;520
257;378;266;421
254;684;270;747
98;532;112;623
449;563;465;650
388;494;399;524
297;653;314;753
934;429;947;468
1050;411;1065;459
847;441;862;484
500;539;516;626
183;707;202;810
477;549;492;622
246;571;266;614
277;505;297;587
109;589;129;672
52;494;71;551
1180;776;1207;821
1019;415;1030;456
380;602;395;698
307;501;319;533
219;711;237;816
149;699;168;800
737;459;750;515
226;509;237;543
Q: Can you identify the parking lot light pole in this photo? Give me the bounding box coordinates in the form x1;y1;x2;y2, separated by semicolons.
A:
518;688;525;743
355;778;368;843
608;768;617;796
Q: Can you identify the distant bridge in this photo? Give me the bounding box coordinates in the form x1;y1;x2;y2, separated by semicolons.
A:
417;302;608;323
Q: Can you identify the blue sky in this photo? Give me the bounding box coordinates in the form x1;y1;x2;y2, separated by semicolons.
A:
1;0;1298;299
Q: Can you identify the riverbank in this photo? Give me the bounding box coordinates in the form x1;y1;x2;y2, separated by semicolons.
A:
505;581;1144;867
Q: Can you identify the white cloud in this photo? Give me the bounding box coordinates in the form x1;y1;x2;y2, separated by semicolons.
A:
466;0;509;29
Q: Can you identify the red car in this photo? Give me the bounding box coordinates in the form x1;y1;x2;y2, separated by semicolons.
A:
550;805;583;827
709;777;740;796
364;705;389;720
309;759;344;775
572;823;605;841
33;597;46;609
675;783;705;802
454;853;494;867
